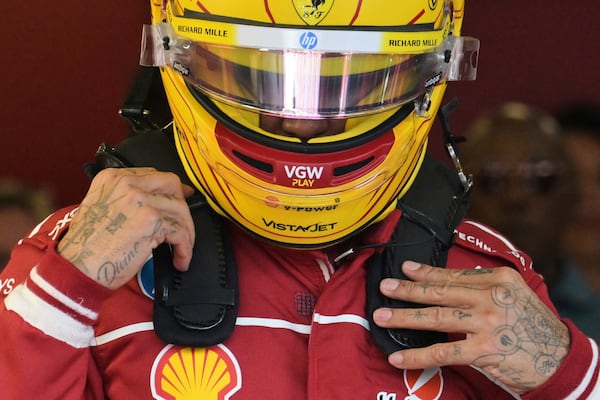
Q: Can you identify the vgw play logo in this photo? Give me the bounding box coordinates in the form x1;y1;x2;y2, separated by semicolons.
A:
284;165;324;188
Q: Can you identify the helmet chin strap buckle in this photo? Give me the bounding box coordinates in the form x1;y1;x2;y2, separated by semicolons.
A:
414;93;473;193
119;66;173;135
438;98;473;193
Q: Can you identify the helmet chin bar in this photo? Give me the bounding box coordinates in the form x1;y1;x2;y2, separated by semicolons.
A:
168;77;430;247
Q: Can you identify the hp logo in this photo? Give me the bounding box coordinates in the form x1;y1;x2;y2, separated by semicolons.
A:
299;32;318;49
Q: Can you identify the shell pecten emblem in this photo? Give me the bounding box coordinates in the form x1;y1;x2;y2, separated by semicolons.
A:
151;344;242;399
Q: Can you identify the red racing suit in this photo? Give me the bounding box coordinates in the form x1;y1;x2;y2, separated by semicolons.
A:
0;206;598;399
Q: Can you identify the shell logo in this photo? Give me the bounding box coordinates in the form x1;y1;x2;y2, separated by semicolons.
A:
403;368;443;400
265;195;280;208
151;344;242;399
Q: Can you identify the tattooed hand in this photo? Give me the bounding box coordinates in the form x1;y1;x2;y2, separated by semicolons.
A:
57;168;195;290
372;261;570;394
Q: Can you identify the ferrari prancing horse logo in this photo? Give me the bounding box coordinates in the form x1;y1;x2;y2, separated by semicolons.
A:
292;0;333;25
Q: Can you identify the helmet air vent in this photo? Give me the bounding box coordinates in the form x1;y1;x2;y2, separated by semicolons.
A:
333;157;374;177
232;150;274;173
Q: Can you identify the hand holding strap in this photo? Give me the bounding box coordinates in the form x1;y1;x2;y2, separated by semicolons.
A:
87;130;239;346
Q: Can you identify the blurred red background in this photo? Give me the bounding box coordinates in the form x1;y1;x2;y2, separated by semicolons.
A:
1;2;598;207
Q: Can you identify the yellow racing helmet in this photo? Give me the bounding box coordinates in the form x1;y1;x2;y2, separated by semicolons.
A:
141;0;479;248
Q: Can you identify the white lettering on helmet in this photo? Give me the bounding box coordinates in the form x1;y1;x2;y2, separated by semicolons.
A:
284;165;324;180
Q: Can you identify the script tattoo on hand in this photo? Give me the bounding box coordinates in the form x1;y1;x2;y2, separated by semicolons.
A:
142;216;179;243
97;215;180;286
97;241;141;286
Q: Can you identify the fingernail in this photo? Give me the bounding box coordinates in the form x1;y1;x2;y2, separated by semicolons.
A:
381;278;399;291
403;261;421;271
389;352;404;365
373;309;392;321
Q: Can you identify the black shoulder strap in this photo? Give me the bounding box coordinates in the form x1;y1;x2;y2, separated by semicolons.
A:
87;130;239;346
366;155;470;354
